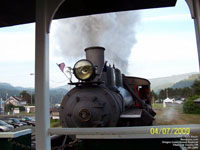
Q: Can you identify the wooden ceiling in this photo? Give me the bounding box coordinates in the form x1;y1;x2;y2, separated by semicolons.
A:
0;0;177;27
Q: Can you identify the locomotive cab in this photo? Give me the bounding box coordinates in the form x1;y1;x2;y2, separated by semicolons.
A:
123;76;152;106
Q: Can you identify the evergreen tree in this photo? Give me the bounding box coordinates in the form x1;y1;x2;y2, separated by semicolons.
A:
158;89;166;99
181;87;192;98
20;90;34;104
151;90;158;102
191;78;200;95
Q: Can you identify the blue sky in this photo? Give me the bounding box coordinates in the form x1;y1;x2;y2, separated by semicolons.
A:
0;0;199;88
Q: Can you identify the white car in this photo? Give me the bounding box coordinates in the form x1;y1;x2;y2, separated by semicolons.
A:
0;120;14;132
174;100;183;104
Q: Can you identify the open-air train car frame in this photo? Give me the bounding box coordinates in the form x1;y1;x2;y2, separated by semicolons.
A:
1;0;200;149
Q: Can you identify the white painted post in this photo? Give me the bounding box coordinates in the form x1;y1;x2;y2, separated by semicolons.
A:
193;0;200;70
35;0;51;149
186;0;200;70
35;0;65;149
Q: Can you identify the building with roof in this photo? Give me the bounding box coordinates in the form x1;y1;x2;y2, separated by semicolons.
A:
163;97;174;107
4;96;27;106
194;98;200;107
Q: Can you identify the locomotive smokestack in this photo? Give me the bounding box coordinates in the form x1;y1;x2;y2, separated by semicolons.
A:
85;46;105;75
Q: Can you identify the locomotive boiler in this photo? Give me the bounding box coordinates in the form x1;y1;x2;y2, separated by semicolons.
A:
60;46;156;127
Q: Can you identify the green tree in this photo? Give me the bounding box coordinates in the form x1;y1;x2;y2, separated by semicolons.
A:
20;90;34;105
183;95;200;114
158;89;166;100
181;87;192;98
158;87;193;100
151;90;158;101
191;78;200;95
167;88;174;98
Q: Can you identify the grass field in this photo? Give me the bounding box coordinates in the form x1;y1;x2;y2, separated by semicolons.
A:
152;103;200;125
50;119;61;128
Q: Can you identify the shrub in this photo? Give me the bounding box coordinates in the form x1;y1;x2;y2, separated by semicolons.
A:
183;95;200;114
4;103;15;112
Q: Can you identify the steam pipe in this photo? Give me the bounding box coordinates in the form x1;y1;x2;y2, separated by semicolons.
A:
115;68;123;87
85;46;105;75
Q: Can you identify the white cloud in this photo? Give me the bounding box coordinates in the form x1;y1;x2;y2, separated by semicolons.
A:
141;14;191;22
131;33;197;61
0;33;35;62
128;33;199;78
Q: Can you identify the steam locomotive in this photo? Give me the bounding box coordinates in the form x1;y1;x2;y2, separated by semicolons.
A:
59;46;156;127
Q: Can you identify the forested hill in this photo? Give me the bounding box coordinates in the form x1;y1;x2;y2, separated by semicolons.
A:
0;82;31;98
171;74;200;89
150;72;200;92
0;82;68;105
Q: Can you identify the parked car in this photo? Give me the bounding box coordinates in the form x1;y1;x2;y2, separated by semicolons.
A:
0;125;9;132
5;118;27;128
0;120;14;132
20;116;35;126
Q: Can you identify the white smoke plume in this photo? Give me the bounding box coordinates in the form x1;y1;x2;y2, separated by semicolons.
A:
51;11;140;73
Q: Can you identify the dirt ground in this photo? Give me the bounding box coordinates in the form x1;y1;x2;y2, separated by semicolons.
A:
152;103;200;125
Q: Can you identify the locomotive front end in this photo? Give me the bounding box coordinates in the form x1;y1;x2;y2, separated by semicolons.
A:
60;86;122;127
60;46;123;127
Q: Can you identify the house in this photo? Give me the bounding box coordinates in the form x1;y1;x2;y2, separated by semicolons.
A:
4;96;27;106
50;106;60;120
24;106;35;113
194;98;200;107
163;97;174;103
13;96;27;106
5;96;19;106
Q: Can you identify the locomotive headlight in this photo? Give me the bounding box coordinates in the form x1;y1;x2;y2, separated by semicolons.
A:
73;59;95;81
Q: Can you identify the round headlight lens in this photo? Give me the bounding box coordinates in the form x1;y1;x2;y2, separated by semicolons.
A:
74;60;95;80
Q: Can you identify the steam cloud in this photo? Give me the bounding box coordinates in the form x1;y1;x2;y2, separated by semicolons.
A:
51;11;140;73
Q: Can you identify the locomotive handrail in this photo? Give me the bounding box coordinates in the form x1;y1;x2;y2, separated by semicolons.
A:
48;124;200;139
